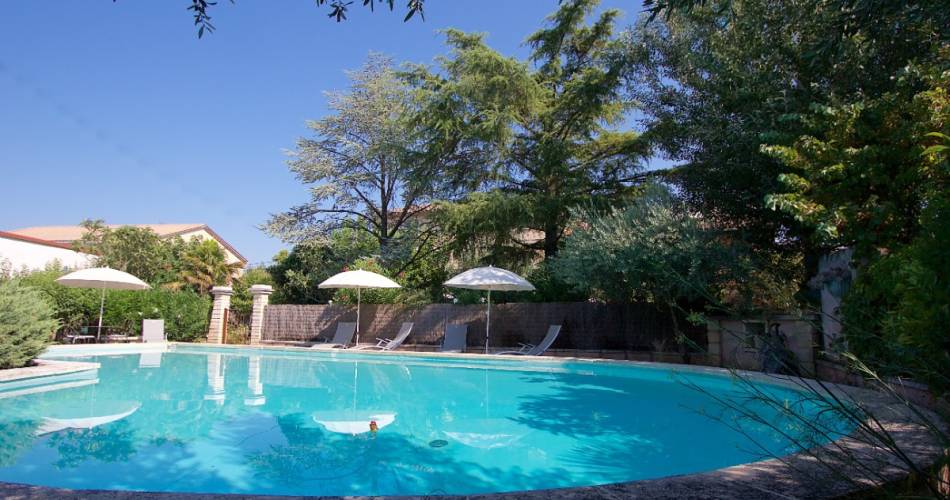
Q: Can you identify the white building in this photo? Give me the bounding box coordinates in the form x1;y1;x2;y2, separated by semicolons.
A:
8;223;247;271
0;231;95;275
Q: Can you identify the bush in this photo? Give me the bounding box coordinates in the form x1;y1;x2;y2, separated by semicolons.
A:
17;265;99;332
231;267;275;315
15;266;211;343
101;288;211;342
0;280;58;369
841;194;950;396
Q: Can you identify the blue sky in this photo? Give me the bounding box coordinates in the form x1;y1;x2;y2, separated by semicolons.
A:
0;0;655;265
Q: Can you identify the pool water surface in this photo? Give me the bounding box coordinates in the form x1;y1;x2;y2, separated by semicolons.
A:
0;346;851;496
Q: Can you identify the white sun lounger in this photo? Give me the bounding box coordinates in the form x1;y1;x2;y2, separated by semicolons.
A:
311;322;357;349
353;322;414;351
441;324;468;353
496;325;562;356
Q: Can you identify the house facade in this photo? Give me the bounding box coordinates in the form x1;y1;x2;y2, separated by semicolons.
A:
0;231;95;275
7;223;247;270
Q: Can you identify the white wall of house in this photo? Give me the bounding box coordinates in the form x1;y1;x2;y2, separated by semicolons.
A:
0;236;95;274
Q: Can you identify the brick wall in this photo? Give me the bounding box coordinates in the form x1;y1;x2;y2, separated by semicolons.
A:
262;302;707;351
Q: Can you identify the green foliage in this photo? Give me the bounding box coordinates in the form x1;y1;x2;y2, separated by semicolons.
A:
99;288;211;342
554;185;718;305
17;264;100;332
764;64;949;258
14;265;210;342
180;0;425;38
74;220;242;296
264;54;438;274
75;220;173;283
410;0;647;262
168;239;242;294
0;280;58;369
267;228;378;304
629;0;949;394
554;185;799;314
231;267;276;315
840;142;950;396
331;257;406;305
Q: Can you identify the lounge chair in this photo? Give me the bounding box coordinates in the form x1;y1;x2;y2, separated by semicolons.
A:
64;327;96;344
105;333;138;343
441;324;468;353
353;322;413;351
310;322;357;349
496;325;562;356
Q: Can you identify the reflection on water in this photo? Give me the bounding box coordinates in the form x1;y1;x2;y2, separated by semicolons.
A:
36;402;140;435
244;355;265;407
0;349;852;496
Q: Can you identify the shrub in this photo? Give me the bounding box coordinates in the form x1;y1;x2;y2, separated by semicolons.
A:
231;267;275;315
17;265;99;332
841;193;950;396
101;288;211;342
14;266;211;343
0;280;59;369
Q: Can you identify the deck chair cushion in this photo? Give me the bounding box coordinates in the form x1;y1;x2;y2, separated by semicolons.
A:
441;324;468;353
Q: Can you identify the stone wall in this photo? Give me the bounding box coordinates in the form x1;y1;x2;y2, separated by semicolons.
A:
262;302;707;352
710;314;819;375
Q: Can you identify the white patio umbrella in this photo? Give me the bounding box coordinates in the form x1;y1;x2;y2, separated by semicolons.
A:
444;266;535;353
56;267;150;341
318;269;401;346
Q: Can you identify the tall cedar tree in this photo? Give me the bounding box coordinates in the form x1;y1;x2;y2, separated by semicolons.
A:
408;0;648;263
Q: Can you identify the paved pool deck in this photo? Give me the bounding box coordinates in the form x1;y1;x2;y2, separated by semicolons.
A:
2;342;945;499
0;358;100;383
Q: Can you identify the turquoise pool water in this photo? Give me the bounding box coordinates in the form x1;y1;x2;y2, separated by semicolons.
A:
0;346;851;496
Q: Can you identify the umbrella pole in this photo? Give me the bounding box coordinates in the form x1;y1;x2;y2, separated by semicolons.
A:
96;287;106;342
356;288;361;346
485;290;491;354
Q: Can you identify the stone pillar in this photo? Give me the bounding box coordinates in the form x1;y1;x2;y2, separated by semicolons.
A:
244;355;265;406
248;284;273;346
207;286;233;344
706;319;722;367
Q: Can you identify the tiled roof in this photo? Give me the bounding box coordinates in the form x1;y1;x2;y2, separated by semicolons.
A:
0;230;78;250
9;224;205;242
7;224;246;264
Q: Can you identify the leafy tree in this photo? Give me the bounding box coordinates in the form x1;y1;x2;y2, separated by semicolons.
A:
763;58;949;260
74;220;173;283
628;0;948;257
0;280;58;369
554;184;799;315
267;228;377;304
409;0;649;263
265;54;438;272
628;0;950;395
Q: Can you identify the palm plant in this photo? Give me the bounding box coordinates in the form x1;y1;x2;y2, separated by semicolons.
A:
167;239;243;295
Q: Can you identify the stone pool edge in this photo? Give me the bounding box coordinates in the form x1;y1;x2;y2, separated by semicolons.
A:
0;359;99;383
9;342;945;499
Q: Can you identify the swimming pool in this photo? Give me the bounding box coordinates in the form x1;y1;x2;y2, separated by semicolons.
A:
0;345;852;496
